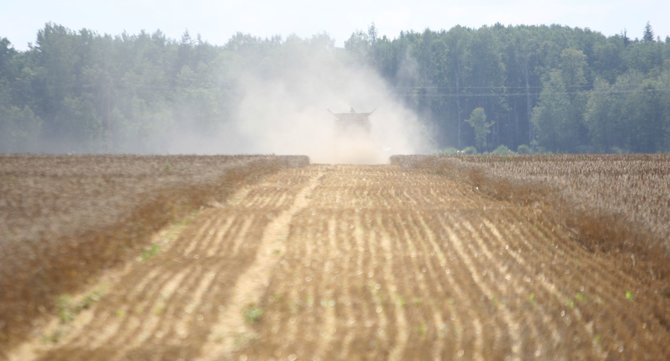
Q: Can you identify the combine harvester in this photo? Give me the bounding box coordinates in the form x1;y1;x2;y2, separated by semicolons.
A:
327;107;382;163
329;107;375;135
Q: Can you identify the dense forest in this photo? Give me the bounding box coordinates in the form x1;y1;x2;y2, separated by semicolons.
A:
1;23;669;153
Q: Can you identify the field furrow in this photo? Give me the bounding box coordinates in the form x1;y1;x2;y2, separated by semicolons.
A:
7;163;670;361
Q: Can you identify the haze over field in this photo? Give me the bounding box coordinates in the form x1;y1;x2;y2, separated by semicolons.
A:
218;43;431;163
130;37;433;163
1;1;670;160
4;2;670;360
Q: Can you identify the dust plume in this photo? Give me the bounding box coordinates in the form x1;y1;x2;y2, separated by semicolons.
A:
214;36;432;164
3;32;433;163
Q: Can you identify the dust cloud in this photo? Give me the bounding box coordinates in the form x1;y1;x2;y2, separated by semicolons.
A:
212;37;433;164
19;34;433;163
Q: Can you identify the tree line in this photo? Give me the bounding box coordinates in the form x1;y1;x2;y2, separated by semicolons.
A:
1;23;669;153
348;23;670;153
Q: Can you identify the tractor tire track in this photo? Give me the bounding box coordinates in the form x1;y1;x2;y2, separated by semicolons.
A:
8;164;670;361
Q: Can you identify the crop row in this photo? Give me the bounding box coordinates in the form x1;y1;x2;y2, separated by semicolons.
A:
0;154;308;353
391;154;670;298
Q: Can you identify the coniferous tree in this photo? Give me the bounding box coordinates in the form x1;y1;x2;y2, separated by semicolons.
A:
2;23;670;153
643;22;655;43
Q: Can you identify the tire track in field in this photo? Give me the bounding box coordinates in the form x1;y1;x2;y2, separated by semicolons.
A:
198;169;323;360
9;168;317;361
229;165;670;360
9;164;670;360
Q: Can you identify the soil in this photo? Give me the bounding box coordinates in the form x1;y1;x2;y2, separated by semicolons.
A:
6;164;670;360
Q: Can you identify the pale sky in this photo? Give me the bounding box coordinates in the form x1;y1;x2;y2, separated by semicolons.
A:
1;0;668;49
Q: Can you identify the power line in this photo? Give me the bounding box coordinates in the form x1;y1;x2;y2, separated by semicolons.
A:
394;87;670;98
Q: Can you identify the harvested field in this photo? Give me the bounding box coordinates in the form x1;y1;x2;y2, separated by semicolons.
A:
0;155;308;352
3;156;670;360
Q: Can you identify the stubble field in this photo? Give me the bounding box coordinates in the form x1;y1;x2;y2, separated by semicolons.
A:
2;154;670;360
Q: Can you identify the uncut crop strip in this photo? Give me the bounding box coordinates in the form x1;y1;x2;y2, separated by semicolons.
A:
428;154;670;259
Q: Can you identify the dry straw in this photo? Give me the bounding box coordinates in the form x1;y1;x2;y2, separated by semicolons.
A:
0;155;308;353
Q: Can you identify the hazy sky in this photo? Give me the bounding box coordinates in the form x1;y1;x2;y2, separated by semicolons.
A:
1;0;668;49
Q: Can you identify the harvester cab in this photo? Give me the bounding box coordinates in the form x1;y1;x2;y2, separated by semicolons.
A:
329;107;374;136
